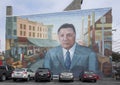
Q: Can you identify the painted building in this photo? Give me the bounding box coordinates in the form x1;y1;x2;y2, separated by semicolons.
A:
5;7;112;76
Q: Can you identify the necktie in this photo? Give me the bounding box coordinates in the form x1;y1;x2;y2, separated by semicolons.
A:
65;50;71;70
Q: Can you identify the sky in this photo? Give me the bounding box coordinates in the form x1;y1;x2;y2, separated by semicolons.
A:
0;0;120;52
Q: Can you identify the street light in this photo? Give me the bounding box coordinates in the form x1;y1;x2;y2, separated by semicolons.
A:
100;16;106;56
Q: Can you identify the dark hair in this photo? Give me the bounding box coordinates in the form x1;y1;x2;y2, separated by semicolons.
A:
57;23;76;34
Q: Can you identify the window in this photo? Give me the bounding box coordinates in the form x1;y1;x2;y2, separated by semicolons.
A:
29;32;31;36
40;27;41;31
13;30;16;35
20;31;22;36
24;24;26;30
29;25;31;30
33;33;35;37
20;24;22;29
33;26;35;31
8;29;11;35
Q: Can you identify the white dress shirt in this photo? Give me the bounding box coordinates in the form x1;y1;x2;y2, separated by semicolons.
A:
62;43;76;62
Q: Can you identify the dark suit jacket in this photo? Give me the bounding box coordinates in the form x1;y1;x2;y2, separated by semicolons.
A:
44;43;98;78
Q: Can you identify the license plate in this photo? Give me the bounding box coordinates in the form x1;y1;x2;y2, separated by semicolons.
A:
89;75;92;77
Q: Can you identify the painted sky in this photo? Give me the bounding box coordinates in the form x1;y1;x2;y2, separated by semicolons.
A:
20;8;111;41
0;0;120;52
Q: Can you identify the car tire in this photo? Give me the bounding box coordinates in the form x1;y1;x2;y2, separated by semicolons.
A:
26;76;30;81
81;78;84;82
93;79;97;82
1;75;6;81
48;78;51;82
35;77;38;82
13;79;17;81
71;79;74;82
59;79;61;82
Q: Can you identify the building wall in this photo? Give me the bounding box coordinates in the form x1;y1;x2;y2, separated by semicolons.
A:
64;0;83;11
95;9;112;50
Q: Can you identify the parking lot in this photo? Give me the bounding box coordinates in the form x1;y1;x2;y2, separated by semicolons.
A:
0;78;120;85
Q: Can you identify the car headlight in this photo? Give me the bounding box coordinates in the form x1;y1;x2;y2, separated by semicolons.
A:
60;74;64;78
70;75;73;78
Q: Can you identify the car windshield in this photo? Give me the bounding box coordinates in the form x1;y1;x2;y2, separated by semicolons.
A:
15;68;25;71
38;68;49;72
0;66;5;69
85;71;94;74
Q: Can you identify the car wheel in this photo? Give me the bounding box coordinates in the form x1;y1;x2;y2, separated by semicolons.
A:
94;80;97;82
48;79;51;82
1;75;6;81
51;77;53;80
35;77;38;82
81;78;84;82
59;79;61;82
13;79;17;81
27;76;30;81
71;79;74;82
92;79;96;82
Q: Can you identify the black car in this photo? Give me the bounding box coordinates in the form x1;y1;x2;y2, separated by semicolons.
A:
34;68;53;82
0;65;14;81
114;67;120;80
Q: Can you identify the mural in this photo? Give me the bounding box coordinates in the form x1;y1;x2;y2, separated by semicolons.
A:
5;7;112;77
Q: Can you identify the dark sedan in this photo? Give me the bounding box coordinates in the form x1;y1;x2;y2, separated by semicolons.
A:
34;68;53;82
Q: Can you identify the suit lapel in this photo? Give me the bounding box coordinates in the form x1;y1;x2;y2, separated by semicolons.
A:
70;43;82;69
56;46;65;68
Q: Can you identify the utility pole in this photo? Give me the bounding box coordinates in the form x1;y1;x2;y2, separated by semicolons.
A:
100;16;106;56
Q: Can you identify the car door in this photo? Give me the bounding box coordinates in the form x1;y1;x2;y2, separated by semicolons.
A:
7;65;14;78
27;69;34;78
29;69;35;77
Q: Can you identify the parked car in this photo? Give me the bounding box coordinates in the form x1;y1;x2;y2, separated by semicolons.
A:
59;71;74;82
114;67;120;80
34;68;53;82
11;68;35;81
0;65;14;81
79;71;98;82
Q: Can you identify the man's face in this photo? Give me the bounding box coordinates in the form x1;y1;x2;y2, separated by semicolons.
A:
58;28;76;50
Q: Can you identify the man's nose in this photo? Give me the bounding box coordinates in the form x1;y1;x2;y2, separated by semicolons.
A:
63;35;67;40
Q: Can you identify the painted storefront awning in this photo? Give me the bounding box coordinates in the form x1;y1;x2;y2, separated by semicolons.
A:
27;38;59;47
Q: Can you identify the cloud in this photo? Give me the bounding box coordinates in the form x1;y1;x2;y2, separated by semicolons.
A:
10;0;73;15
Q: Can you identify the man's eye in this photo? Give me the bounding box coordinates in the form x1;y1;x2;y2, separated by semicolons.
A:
60;35;64;37
67;34;72;37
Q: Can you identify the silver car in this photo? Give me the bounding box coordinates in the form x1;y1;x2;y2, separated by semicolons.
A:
59;71;74;82
11;68;35;81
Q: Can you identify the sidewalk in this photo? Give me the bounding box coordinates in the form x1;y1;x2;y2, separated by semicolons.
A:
100;77;114;81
